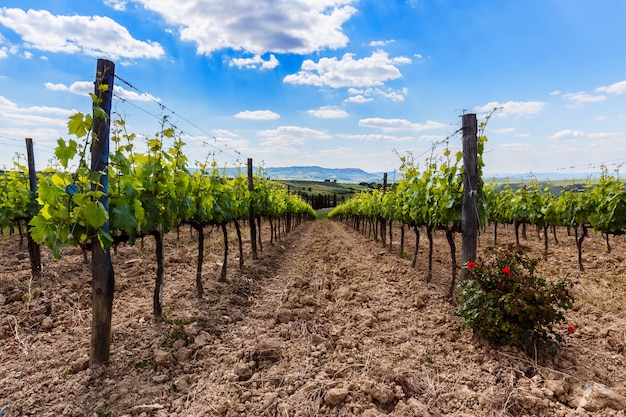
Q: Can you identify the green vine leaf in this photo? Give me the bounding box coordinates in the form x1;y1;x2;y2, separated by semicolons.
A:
55;138;78;168
84;200;108;228
67;112;91;138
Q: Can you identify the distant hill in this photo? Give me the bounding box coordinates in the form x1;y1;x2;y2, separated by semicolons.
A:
484;172;601;183
220;167;601;184
252;166;387;183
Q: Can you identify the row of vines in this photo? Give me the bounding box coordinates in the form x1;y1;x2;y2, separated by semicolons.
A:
0;111;316;318
329;130;626;293
486;173;626;269
329;134;486;298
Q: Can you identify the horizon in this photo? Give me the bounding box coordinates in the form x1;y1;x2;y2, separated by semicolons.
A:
1;1;626;176
235;165;610;183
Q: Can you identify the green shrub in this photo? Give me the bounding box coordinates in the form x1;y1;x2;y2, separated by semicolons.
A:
455;245;574;354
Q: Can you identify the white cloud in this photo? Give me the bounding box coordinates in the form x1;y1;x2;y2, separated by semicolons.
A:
563;91;606;105
0;96;75;116
307;106;348;119
67;81;93;96
596;80;626;95
60;80;160;102
1;112;69;127
0;8;165;60
548;130;622;141
284;50;411;88
0;33;9;58
359;118;446;132
229;54;279;70
201;134;249;152
104;0;128;11
369;39;395;47
344;95;373;104
347;87;408;102
501;142;531;152
377;87;408;102
0;95;75;128
213;129;239;138
234;110;280;120
475;101;546;117
45;82;68;91
23;51;32;59
548;130;585;140
549;90;560;96
492;127;516;134
0;33;14;59
114;85;160;102
318;147;352;156
258;126;331;147
134;0;357;55
339;133;414;142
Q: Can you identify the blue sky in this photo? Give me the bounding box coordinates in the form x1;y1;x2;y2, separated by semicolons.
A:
1;1;626;177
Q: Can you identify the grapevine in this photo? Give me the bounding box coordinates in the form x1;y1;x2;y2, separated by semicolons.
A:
9;110;314;319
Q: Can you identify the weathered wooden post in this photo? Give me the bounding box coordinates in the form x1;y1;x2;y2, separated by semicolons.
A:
248;158;258;260
90;58;115;366
25;138;42;279
461;113;479;282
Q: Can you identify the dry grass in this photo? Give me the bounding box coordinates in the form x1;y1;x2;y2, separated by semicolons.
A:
285;379;341;417
392;368;443;404
288;320;328;339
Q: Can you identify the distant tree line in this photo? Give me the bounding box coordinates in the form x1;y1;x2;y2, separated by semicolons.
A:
297;192;343;210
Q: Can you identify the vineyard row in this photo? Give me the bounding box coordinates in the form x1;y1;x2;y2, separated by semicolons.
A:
328;138;626;295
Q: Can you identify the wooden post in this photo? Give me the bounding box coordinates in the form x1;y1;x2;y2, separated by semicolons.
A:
248;158;258;260
90;59;115;366
25;138;42;279
381;172;387;247
461;113;479;282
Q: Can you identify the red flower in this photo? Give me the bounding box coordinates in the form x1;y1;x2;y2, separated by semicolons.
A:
467;261;477;269
501;267;512;275
567;326;575;333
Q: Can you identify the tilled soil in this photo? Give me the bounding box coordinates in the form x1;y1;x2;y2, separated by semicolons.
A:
1;219;625;416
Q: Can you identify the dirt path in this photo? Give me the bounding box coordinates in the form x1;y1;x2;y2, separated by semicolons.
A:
1;219;626;416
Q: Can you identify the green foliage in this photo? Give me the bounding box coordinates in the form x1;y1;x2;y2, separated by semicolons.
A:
0;160;38;228
484;168;626;236
95;403;113;417
455;246;574;354
29;164;108;258
135;356;155;372
161;313;196;348
328;135;488;232
485;181;554;228
586;170;626;234
20;110;316;259
67;112;92;139
54;138;78;168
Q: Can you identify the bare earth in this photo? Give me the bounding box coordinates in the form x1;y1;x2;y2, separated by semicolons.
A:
1;219;625;416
